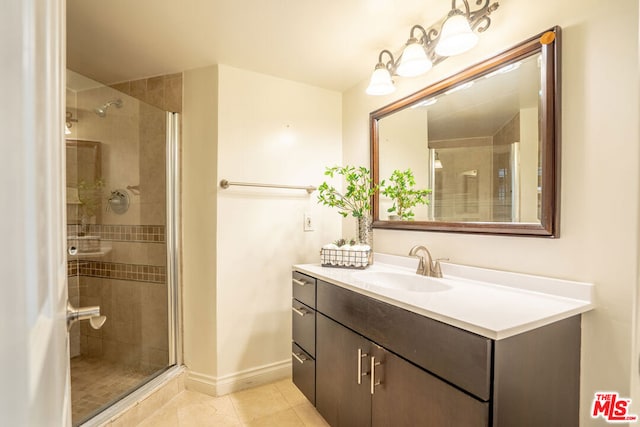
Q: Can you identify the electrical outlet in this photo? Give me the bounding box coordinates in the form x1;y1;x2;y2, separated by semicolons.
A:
303;212;314;231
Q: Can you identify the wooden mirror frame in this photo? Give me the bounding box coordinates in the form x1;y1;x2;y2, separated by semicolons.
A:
370;27;561;237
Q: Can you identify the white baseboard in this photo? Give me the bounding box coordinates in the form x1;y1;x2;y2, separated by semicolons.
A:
186;358;292;397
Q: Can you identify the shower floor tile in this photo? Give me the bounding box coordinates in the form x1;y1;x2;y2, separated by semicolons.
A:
71;356;157;425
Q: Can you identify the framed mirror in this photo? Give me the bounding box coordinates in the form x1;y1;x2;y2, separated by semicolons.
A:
66;139;103;225
371;27;560;237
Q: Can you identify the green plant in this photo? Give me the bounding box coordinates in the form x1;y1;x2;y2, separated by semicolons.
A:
317;165;377;218
77;178;105;219
381;169;431;220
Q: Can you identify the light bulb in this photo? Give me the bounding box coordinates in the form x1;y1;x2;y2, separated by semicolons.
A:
366;65;395;96
396;41;432;77
435;13;478;57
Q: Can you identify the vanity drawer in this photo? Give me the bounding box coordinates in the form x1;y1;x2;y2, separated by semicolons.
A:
317;279;492;401
368;296;492;401
317;279;368;334
292;343;315;405
292;271;316;309
292;299;315;357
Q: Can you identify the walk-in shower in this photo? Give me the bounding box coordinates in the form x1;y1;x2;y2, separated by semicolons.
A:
66;70;180;426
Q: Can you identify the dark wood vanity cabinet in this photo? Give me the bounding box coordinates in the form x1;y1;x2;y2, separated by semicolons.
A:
316;313;488;427
291;272;317;404
292;271;581;427
316;313;371;427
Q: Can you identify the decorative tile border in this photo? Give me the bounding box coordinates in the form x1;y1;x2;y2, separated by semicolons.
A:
67;261;166;284
66;223;166;283
68;261;80;277
67;224;165;243
79;261;166;284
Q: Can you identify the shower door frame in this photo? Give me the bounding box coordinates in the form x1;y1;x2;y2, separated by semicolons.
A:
80;111;183;426
166;112;182;367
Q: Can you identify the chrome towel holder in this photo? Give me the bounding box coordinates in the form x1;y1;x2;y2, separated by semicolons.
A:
219;179;316;194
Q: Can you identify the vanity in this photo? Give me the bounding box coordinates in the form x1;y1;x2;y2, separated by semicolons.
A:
291;254;593;427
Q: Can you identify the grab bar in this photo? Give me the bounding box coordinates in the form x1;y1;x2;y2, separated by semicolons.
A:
219;179;316;194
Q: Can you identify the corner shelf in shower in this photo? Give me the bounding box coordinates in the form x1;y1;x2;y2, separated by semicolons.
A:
68;247;112;260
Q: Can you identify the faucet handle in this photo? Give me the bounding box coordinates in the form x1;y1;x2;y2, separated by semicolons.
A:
432;258;449;278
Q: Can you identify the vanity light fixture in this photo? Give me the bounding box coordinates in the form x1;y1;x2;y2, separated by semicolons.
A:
365;0;499;95
366;50;397;95
435;4;478;56
396;25;434;77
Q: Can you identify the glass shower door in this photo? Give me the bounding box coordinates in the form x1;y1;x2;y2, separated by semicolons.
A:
66;70;175;425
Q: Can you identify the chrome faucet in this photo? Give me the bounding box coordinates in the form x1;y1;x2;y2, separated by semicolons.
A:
408;245;445;278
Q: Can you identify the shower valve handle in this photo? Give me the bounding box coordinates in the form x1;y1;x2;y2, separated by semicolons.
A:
66;301;107;331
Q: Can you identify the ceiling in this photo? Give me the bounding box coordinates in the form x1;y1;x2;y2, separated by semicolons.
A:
426;53;541;140
66;0;451;92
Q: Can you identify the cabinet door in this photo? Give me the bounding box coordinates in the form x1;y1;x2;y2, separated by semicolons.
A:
371;346;489;427
316;314;371;427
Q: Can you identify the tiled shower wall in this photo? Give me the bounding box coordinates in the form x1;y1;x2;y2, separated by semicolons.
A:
67;223;168;371
110;73;182;114
67;72;182;372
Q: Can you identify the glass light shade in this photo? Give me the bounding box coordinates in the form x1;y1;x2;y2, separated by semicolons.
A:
396;42;433;77
65;124;71;135
366;66;395;96
435;13;478;57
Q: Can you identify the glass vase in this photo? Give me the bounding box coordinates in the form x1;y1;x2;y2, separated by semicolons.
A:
357;214;373;265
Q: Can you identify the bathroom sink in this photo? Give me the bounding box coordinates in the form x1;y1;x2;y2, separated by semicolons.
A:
352;271;451;293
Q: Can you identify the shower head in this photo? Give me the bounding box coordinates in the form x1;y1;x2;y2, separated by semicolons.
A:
94;99;123;117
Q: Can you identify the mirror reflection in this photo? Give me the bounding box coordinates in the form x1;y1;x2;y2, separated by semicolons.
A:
372;27;561;236
378;52;541;223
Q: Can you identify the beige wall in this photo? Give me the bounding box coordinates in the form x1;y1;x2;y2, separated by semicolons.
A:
182;66;220;382
342;0;639;425
216;65;342;379
182;65;342;393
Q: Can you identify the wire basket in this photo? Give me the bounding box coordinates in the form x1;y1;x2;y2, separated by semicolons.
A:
320;248;370;269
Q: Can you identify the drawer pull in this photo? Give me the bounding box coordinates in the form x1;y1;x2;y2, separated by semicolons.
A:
292;306;310;317
292;352;308;364
292;278;307;287
370;356;382;394
357;348;369;385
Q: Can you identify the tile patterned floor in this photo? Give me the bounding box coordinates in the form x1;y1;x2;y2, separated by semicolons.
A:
71;356;157;425
135;379;329;427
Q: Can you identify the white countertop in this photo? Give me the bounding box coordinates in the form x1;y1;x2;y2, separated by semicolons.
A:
294;253;594;340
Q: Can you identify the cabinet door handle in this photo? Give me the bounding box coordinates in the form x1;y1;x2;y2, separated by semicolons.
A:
292;278;306;287
292;352;308;364
357;348;369;384
370;356;382;395
291;306;310;317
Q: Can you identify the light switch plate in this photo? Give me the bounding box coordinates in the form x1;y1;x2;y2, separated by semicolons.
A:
303;212;314;231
